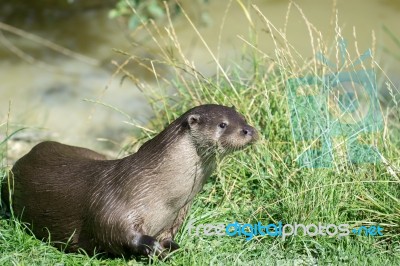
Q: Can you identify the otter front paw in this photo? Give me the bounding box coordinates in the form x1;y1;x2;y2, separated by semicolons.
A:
160;238;180;252
132;235;164;257
131;235;179;259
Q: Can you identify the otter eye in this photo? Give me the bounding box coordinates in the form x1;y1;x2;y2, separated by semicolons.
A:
218;122;227;129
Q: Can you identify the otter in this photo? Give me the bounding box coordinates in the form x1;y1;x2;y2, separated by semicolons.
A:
1;104;257;258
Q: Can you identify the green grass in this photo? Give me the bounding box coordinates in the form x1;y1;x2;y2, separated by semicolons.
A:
1;3;400;265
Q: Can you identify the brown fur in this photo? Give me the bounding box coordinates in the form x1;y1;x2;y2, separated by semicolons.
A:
1;104;257;258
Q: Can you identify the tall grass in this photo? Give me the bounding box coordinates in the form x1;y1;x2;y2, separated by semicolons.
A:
1;1;399;265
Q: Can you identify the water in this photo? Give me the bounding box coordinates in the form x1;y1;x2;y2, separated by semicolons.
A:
0;0;399;160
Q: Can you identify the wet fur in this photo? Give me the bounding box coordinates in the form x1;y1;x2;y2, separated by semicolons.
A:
1;104;257;258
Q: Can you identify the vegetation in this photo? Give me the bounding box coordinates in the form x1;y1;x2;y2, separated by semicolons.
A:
1;2;399;266
109;0;179;29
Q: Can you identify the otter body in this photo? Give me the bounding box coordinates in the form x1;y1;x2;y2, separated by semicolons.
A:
1;104;257;257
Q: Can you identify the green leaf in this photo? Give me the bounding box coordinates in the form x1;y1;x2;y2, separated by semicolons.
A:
147;2;165;19
108;9;119;19
128;15;141;30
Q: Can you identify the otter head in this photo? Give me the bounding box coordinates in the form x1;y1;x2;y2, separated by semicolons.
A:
182;104;258;156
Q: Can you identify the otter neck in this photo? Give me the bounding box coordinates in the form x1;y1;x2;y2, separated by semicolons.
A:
133;117;218;166
122;120;217;193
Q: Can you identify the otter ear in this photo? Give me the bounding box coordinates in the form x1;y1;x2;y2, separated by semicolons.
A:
231;105;236;110
187;114;200;128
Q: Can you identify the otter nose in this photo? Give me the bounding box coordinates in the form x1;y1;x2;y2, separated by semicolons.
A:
242;126;257;139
